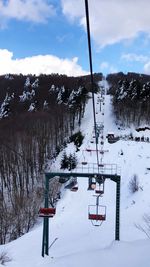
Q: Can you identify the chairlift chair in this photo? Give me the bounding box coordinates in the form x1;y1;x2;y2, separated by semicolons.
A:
95;182;104;195
70;178;78;192
70;185;78;192
82;150;88;165
86;149;92;152
82;161;88;165
98;164;104;167
39;207;56;218
88;205;106;226
65;177;77;189
95;189;103;195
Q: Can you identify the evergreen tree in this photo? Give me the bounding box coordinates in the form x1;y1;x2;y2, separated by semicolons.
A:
60;152;69;169
68;153;77;170
70;131;84;151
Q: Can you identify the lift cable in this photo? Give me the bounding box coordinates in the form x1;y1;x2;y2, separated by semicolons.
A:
84;0;99;167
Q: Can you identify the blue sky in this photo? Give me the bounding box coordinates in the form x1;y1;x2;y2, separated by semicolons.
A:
1;0;150;76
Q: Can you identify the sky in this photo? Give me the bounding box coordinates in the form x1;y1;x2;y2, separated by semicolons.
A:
1;0;150;76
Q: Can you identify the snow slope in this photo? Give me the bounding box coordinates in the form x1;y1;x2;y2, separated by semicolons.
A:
1;91;150;267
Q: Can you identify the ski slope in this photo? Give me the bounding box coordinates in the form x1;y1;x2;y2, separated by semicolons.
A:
1;91;150;267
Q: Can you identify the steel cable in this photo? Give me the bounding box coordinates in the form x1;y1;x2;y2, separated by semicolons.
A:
84;0;100;168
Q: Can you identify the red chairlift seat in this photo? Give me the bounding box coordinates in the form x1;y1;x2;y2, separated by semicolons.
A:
88;205;106;226
39;207;56;218
89;214;105;220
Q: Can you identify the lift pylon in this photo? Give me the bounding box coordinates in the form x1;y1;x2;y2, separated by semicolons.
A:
41;172;121;257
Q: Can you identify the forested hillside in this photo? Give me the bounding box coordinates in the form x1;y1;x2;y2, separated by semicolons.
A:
107;72;150;127
0;72;102;244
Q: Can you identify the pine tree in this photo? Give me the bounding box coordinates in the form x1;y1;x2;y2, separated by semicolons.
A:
60;152;68;169
68;153;77;170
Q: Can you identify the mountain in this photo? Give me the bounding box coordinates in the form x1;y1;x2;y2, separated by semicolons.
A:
1;80;150;267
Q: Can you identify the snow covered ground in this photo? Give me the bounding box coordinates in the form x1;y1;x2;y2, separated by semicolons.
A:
1;91;150;267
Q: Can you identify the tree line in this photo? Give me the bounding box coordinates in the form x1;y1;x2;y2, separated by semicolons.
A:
0;73;102;244
110;76;150;126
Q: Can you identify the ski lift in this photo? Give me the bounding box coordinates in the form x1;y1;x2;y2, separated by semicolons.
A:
65;177;77;189
70;185;78;192
70;177;78;192
98;164;104;167
39;207;56;218
95;189;103;195
82;151;88;165
82;161;88;165
88;205;106;226
95;181;104;195
86;149;92;152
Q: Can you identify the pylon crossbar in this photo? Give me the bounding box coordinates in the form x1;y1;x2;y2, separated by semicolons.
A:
46;171;120;181
46;163;120;177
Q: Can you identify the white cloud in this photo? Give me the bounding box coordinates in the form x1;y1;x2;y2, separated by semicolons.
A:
120;53;150;74
0;49;88;76
99;61;117;74
61;0;84;22
121;53;149;63
144;62;150;74
61;0;150;47
100;62;109;70
0;0;55;26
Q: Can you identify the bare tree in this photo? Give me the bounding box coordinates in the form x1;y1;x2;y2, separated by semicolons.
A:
135;213;150;239
128;174;139;193
0;251;11;266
